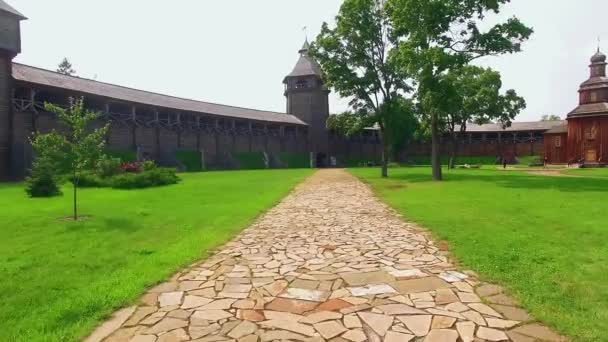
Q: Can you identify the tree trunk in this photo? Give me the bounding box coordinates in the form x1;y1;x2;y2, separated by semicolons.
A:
449;131;459;170
73;171;78;221
381;138;389;178
431;113;443;181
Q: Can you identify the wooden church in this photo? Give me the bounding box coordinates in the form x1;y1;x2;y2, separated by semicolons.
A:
545;49;608;166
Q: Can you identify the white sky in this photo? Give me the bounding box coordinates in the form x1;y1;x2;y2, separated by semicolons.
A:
11;0;608;122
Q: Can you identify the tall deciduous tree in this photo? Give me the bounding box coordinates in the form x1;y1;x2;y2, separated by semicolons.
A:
444;66;526;168
312;0;411;177
541;114;561;121
57;57;76;76
387;0;533;180
30;98;109;220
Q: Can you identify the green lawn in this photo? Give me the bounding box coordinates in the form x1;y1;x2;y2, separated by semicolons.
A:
562;168;608;178
0;169;312;342
351;167;608;342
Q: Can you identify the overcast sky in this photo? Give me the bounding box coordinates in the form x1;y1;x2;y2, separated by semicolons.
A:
11;0;608;122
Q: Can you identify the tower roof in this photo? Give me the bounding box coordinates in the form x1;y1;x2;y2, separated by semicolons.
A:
284;40;322;82
591;49;607;64
0;0;26;20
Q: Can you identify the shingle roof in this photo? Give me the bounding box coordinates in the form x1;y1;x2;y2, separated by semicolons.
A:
466;121;566;132
567;103;608;118
544;123;568;134
12;63;307;126
284;42;322;81
0;0;26;19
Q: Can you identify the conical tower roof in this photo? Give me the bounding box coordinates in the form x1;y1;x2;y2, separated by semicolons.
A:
0;0;26;19
284;40;322;82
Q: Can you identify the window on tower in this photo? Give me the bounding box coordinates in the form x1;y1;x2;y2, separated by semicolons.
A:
295;79;309;89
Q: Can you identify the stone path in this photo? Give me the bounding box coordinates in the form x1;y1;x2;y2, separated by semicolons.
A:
91;169;566;342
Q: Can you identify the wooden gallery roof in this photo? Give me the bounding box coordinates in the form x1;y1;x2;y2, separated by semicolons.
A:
12;63;308;126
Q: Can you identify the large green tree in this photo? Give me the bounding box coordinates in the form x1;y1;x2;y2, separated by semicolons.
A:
57;57;76;76
30;98;109;220
312;0;412;177
444;65;526;168
387;0;533;180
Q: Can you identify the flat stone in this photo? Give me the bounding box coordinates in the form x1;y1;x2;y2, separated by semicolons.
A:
313;320;347;339
189;288;216;298
468;303;502;317
385;331;414;342
227;321;258;339
435;289;459;305
124;306;157;327
130;335;157;342
486;318;520;329
357;312;393;337
259;330;307;341
476;284;503;297
456;321;475;342
393;277;450;294
189;323;221;339
510;324;565;341
280;287;329;302
301;311;342;324
145;317;188;334
344;314;362;328
263;280;288;296
84;306;136;342
158;292;184;307
157;328;189;342
458;291;481;303
237;309;265;322
260;319;315;336
199;298;237;310
462;310;486;326
223;284;252;293
477;327;509;341
349;284;397;296
181;295;213;309
445;302;469;313
233;299;255;309
341;329;367;342
191;310;233;321
388;268;427;279
486;293;518;306
263;310;303;322
397;315;431;336
431;316;456;329
237;335;259;342
317;298;353;312
506;331;537;342
291;279;320;289
265;298;319;314
438;271;468;283
341;271;395;286
491;304;531;322
376;304;425;315
423;329;458;342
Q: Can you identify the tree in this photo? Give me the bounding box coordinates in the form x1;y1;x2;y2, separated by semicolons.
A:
327;97;419;161
57;57;76;76
30;97;109;220
444;66;526;168
387;0;533;180
312;0;412;178
541;114;561;121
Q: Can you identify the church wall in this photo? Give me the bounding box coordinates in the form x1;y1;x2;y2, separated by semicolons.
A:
135;126;156;157
108;123;132;151
180;131;198;151
544;133;568;164
235;135;250;153
567;117;608;163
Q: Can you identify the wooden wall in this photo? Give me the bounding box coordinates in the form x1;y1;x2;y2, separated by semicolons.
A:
567;116;608;163
544;133;568;164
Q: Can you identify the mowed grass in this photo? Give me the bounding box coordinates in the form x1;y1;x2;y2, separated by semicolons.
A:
0;169;312;341
351;167;608;342
562;167;608;178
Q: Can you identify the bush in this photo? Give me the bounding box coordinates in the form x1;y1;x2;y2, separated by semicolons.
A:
106;149;137;162
97;157;122;178
69;172;109;188
111;168;180;189
121;162;143;173
142;160;157;172
25;161;62;198
176;150;203;172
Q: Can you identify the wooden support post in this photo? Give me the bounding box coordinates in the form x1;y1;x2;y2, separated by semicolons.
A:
214;119;220;157
131;106;137;149
248;121;253;152
196;116;201;151
154;110;160;160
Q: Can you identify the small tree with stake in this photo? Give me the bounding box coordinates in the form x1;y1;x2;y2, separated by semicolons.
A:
30;97;109;220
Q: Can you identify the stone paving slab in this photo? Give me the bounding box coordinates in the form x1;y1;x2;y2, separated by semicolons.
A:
88;169;567;342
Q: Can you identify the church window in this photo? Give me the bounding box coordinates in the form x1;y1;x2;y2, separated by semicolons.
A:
554;136;562;147
590;91;598;102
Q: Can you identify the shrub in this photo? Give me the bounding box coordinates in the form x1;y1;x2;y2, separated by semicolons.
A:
25;160;62;198
97;157;122;178
176;150;203;172
142;160;157;172
68;172;109;188
106;149;137;162
111;168;180;189
120;162;143;173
